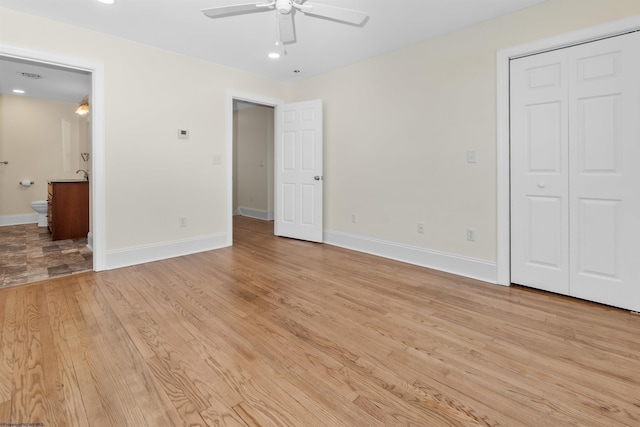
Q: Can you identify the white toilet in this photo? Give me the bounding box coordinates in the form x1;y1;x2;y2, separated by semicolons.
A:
30;200;48;227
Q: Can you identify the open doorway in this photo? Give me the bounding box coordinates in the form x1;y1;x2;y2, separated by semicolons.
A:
227;93;324;244
233;100;275;225
226;91;283;244
0;46;105;286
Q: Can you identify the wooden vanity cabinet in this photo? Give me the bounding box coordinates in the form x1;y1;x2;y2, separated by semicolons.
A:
47;180;89;241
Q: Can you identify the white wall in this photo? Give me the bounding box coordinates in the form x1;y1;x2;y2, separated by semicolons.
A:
290;0;640;280
0;94;86;221
0;7;287;267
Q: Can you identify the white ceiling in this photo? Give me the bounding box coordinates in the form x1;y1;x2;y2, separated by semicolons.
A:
0;56;91;102
0;0;547;100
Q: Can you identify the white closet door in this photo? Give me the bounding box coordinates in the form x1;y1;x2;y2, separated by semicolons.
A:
510;49;570;295
511;31;640;311
568;32;640;311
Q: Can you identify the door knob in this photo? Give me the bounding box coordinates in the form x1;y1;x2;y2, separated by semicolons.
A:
314;175;322;181
537;181;546;188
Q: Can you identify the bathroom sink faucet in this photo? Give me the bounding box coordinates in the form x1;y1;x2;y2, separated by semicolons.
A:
76;169;89;181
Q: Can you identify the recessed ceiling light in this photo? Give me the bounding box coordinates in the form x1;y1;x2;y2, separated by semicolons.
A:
12;89;25;94
97;0;115;4
268;52;281;59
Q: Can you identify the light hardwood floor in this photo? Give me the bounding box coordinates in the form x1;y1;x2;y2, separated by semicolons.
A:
1;216;639;426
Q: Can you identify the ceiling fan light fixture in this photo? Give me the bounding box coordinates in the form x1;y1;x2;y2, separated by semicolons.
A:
275;0;293;14
201;0;368;63
268;39;286;59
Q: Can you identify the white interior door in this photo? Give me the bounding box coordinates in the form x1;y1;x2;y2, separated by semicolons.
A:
511;32;640;312
274;99;323;242
510;49;570;295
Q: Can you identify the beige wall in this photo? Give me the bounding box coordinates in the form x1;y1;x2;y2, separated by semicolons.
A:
290;0;640;263
0;94;85;217
1;0;639;271
0;7;286;253
233;102;274;217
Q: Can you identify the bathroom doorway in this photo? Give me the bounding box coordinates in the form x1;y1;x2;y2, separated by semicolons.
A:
0;51;101;287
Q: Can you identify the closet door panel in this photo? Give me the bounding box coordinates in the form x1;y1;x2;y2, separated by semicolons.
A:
511;31;640;311
510;50;569;294
568;32;640;311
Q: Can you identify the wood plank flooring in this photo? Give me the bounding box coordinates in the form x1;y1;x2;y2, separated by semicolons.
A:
1;216;639;426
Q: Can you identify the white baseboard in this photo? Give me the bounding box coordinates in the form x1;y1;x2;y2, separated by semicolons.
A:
0;214;37;226
98;227;498;284
324;229;498;284
105;233;229;270
236;207;274;221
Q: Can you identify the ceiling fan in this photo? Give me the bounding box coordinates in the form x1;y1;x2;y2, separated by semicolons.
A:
201;0;368;45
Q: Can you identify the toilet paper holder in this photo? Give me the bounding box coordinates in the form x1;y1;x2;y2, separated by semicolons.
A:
19;180;34;186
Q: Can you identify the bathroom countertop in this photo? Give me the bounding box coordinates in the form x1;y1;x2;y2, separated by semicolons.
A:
48;179;89;183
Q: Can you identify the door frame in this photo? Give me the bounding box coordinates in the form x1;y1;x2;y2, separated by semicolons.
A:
225;90;283;246
496;14;640;286
0;44;107;271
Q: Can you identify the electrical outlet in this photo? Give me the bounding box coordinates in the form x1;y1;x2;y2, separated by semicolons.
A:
179;217;187;228
417;222;425;234
351;213;358;223
467;228;476;241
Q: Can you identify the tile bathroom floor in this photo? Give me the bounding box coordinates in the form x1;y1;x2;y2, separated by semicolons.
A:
0;223;92;288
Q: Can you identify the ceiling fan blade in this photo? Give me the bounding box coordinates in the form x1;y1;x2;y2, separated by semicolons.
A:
278;13;296;43
201;2;273;19
297;2;367;25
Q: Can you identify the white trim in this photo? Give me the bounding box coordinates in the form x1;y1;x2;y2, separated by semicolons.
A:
0;44;107;271
325;229;497;284
226;90;283;246
0;214;38;226
105;233;227;270
496;15;640;286
236;208;274;221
